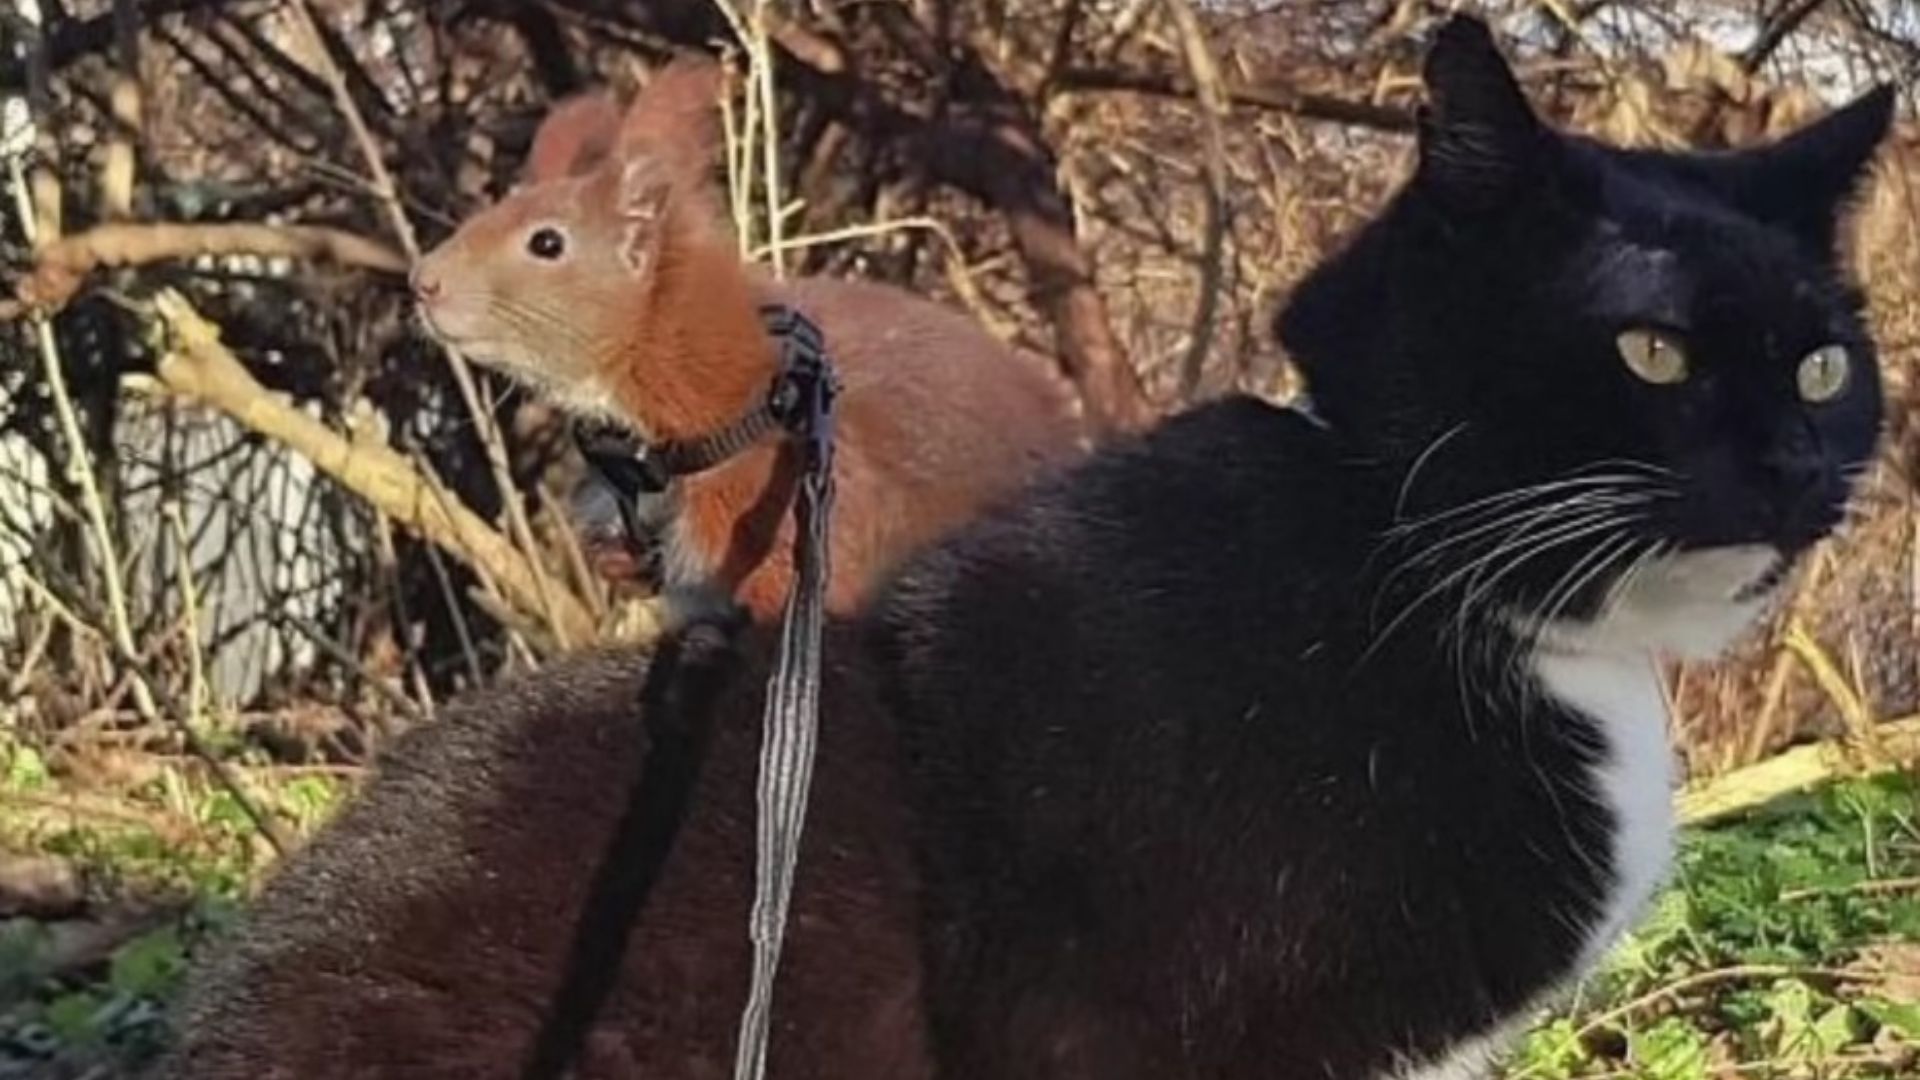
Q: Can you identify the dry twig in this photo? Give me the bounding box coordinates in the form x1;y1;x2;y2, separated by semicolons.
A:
142;288;598;647
282;0;579;652
1161;0;1233;398
2;221;406;317
1677;714;1920;826
7;148;293;857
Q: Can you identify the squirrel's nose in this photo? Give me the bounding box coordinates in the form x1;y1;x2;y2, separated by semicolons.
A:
410;264;442;303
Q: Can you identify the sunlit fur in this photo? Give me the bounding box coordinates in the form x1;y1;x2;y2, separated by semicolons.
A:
149;17;1893;1080
409;59;1085;620
872;15;1892;1078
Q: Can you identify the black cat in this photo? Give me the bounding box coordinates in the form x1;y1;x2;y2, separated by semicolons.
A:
874;15;1892;1079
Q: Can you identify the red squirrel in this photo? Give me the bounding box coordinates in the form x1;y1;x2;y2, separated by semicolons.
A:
412;58;1087;621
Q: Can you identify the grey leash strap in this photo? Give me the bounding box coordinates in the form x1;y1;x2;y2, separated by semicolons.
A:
522;307;837;1080
731;307;837;1080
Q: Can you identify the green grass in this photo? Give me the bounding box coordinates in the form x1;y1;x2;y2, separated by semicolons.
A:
2;728;1915;1078
0;734;345;1079
1510;771;1920;1079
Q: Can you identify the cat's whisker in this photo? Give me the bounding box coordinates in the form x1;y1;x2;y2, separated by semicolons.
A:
1373;486;1656;609
1394;490;1650;557
1449;513;1631;637
1361;499;1645;672
1546;535;1645;636
1470;523;1636;650
1508;533;1647;696
1577;457;1683;480
1393;421;1471;518
1374;486;1672;588
1381;473;1665;540
1443;507;1643;653
1378;483;1655;574
1445;512;1641;660
1382;503;1635;607
1369;499;1630;629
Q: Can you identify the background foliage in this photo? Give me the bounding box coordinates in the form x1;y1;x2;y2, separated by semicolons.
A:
0;1;1915;1076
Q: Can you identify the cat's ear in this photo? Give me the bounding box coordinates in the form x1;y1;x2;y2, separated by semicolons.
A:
1702;85;1896;255
1414;14;1549;211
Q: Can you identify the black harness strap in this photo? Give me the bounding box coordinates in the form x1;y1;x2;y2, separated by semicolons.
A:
523;305;839;1080
573;306;831;512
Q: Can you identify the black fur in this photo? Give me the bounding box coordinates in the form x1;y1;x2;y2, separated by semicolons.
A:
520;611;744;1080
870;15;1891;1078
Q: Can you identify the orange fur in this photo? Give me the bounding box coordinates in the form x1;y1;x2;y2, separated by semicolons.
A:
155;53;1087;1080
615;56;725;171
412;63;1088;621
523;91;621;183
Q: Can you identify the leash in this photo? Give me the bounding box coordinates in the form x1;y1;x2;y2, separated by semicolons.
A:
729;307;835;1080
526;304;838;1080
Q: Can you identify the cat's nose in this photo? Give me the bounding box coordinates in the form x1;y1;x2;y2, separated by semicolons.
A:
1763;447;1822;492
1762;449;1839;548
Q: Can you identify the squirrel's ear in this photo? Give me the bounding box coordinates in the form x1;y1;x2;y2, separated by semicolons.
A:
525;91;622;183
615;158;672;277
617;54;725;166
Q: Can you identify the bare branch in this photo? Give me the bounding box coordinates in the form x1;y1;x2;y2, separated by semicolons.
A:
284;0;578;652
1742;0;1832;73
1056;66;1415;131
4;222;407;317
1678;713;1920;826
146;290;601;650
1162;0;1233;398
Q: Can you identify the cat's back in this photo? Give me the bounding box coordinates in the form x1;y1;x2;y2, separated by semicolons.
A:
150;646;662;1078
150;629;931;1080
879;393;1358;661
869;392;1371;823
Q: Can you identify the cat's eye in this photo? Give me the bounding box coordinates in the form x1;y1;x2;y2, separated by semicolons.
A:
1796;345;1850;403
1616;329;1689;385
526;226;568;260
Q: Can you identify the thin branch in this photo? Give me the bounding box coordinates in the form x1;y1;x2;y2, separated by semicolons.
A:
1055;66;1416;132
3;222;407;317
1507;962;1892;1080
1782;619;1883;761
163;504;211;728
1780;875;1920;902
0;0;219;86
282;0;575;652
1677;713;1920;826
1742;0;1832;73
276;611;426;727
7;154;292;858
1161;0;1233;399
142;288;599;648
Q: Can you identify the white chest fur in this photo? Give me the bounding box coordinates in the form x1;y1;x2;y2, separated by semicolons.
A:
1389;545;1784;1080
1386;652;1674;1080
1531;647;1675;968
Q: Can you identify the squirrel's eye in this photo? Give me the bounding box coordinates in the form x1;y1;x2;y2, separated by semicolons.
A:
527;227;567;260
